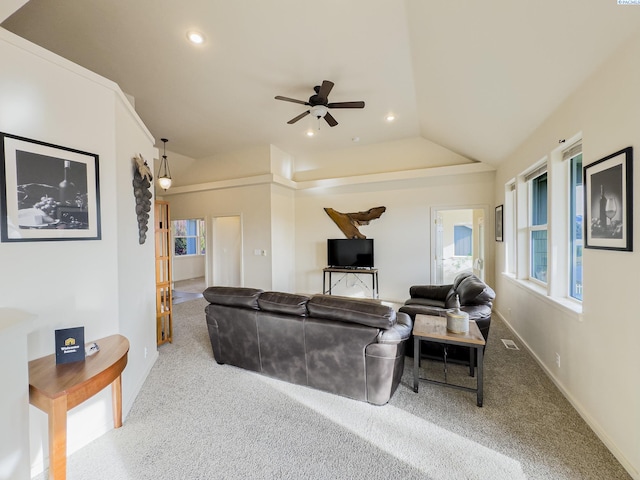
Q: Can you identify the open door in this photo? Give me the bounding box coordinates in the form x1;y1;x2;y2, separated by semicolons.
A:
434;212;444;284
432;207;486;284
474;215;485;281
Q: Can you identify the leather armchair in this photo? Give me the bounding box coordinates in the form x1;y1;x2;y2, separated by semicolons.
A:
399;272;495;363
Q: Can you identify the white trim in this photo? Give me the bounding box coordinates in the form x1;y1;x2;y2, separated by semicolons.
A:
494;309;635;477
162;163;496;196
501;273;583;318
295;163;495;190
523;164;548;183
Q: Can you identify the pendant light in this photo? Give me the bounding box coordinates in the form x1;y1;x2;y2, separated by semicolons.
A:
157;138;172;191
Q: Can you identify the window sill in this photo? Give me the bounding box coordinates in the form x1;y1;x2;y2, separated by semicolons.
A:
501;272;583;321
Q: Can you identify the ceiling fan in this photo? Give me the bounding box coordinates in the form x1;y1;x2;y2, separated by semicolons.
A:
275;80;365;127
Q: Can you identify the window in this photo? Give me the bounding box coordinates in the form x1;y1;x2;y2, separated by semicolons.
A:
454;225;472;256
505;183;516;274
529;171;547;283
172;219;205;256
569;152;583;300
504;137;584;311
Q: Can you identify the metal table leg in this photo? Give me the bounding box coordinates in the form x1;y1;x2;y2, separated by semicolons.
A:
469;346;475;377
413;337;420;392
477;345;484;407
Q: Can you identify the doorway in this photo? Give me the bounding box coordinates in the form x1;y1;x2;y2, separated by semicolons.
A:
432;207;486;284
209;215;243;287
171;217;206;304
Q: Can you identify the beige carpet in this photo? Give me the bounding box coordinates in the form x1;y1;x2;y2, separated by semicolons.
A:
173;277;205;304
34;298;630;480
174;277;206;294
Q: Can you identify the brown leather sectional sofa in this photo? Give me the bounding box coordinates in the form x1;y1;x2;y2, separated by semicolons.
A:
203;287;412;405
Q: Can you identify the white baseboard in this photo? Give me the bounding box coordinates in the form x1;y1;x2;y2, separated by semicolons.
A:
493;308;638;480
123;349;159;419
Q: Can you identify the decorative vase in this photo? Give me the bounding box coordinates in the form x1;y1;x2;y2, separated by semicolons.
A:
446;294;469;334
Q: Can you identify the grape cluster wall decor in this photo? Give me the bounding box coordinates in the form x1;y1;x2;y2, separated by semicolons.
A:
132;154;153;244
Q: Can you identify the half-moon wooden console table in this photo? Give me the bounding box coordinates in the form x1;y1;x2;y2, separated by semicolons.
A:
28;334;129;480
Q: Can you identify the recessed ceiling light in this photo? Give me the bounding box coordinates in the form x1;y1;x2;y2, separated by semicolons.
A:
385;114;396;122
187;31;205;45
306;130;315;137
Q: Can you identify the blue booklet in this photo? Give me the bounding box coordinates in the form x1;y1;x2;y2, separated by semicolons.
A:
55;327;86;364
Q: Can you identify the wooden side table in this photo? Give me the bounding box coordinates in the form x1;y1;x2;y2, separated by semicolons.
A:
29;334;129;480
412;314;486;406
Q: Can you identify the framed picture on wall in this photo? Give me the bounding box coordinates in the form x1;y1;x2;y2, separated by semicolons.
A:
0;132;101;242
495;205;503;242
584;146;633;251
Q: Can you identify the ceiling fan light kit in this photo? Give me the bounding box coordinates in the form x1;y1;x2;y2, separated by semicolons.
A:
275;80;365;128
311;105;328;119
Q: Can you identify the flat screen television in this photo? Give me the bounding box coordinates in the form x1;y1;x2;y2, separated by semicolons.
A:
327;238;374;268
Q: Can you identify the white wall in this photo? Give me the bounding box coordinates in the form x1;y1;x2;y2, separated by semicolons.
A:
170;145;272;187
0;1;27;23
167;184;273;290
0;28;156;477
0;309;35;480
293;136;474;182
172;255;206;282
295;171;495;302
493;31;640;478
271;184;295;292
114;97;158;407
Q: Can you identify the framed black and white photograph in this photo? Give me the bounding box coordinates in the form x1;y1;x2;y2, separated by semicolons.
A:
584;146;633;251
495;205;503;242
0;132;101;242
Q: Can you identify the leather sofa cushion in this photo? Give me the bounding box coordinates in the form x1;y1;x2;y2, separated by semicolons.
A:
203;286;263;309
452;271;474;290
409;284;451;302
307;295;396;329
454;275;496;306
377;312;412;344
404;297;447;308
258;292;310;316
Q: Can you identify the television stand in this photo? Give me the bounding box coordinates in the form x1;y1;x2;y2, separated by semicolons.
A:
322;267;379;299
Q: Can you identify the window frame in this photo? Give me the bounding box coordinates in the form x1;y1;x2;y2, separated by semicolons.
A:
501;135;584;316
527;170;548;286
567;150;583;302
504;182;517;275
172;218;206;257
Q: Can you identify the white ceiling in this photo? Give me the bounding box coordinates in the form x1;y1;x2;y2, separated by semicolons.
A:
3;0;640;166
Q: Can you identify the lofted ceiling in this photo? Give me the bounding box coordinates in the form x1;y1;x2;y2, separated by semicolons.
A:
2;0;640;167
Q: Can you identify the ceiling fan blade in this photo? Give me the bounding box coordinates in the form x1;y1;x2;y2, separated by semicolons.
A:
317;80;334;100
327;101;365;109
287;110;310;124
324;112;338;127
275;96;310;106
